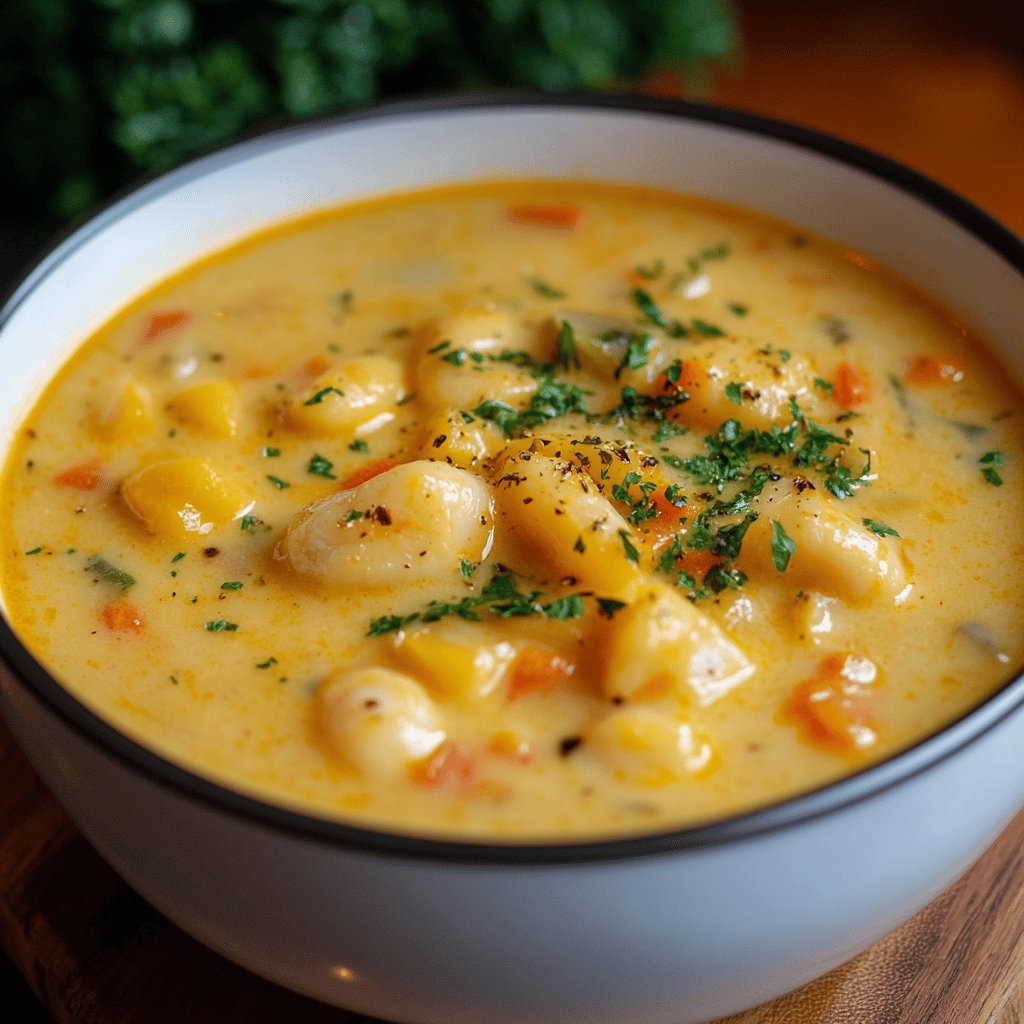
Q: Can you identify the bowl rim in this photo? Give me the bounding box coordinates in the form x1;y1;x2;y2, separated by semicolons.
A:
1;90;1022;865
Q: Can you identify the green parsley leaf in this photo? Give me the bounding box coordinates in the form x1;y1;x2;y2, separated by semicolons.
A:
813;377;835;396
204;619;238;632
87;556;136;591
596;597;626;618
543;594;586;620
336;289;353;313
303;386;345;406
262;446;281;457
171;552;186;562
266;474;290;490
979;450;1004;486
614;332;654;379
724;381;743;405
527;276;566;299
459;557;474;579
426;339;451;354
690;318;725;338
630;287;686;337
728;303;748;317
441;348;468;366
770;520;796;572
618;529;640;564
348;439;369;453
307;453;336;479
862;518;901;537
24;547;42;556
556;319;580;371
220;581;243;590
343;510;363;522
256;656;278;669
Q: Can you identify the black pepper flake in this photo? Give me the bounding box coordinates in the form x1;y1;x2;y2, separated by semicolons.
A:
371;505;392;526
432;434;447;448
203;547;220;558
558;736;583;757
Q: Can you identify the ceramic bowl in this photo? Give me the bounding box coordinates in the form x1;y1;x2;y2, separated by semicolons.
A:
1;95;1022;1024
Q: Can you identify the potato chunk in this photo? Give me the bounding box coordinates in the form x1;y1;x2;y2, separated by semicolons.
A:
121;458;253;540
167;379;239;438
418;408;506;470
746;479;907;602
314;667;446;778
601;582;754;706
285;355;406;435
491;452;642;599
277;460;494;589
587;708;714;787
92;381;154;443
392;620;516;699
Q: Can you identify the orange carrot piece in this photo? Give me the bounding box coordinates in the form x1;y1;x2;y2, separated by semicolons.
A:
409;741;477;788
832;362;869;408
507;204;584;230
54;459;103;491
141;309;190;345
101;602;145;634
905;355;965;386
677;549;719;580
301;355;330;379
784;653;878;755
506;647;574;700
242;365;273;380
487;732;534;764
338;458;398;491
651;490;689;528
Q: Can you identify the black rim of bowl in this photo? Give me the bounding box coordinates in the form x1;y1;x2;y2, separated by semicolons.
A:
1;91;1022;865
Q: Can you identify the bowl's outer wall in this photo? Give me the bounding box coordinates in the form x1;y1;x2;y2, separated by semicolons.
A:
2;653;1022;1024
1;100;1023;1024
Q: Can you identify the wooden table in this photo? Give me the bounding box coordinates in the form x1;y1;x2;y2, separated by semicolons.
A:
2;1;1023;1020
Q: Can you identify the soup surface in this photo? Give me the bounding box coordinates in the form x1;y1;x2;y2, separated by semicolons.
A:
1;181;1021;839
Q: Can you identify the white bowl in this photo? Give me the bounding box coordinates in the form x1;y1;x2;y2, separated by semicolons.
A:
1;95;1022;1024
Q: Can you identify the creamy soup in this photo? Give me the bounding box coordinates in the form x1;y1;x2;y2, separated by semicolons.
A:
1;182;1021;839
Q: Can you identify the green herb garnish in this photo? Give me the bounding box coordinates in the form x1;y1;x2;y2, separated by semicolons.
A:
769;520;796;572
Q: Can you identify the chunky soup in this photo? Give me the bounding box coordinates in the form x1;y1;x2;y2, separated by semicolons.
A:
1;182;1021;839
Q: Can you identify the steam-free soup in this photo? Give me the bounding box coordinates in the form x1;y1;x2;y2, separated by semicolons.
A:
2;182;1021;839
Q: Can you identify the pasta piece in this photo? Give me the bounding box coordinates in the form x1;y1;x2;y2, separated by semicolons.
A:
285;355;406;435
491;452;643;599
414;308;546;412
745;478;907;602
587;708;714;787
167;379;239;438
277;460;494;589
121;458;254;540
670;345;823;431
314;667;446;778
602;582;755;706
392;620;516;699
418;408;507;470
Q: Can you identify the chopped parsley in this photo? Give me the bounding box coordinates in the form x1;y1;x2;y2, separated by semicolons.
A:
426;339;451;354
813;377;834;396
618;529;640;564
556;320;580;371
343;510;363;523
630;286;686;337
256;656;278;669
87;556;136;591
204;619;238;632
614;332;654;379
862;518;901;537
307;453;336;479
262;446;281;457
336;289;353;313
634;258;664;280
691;318;725;338
171;552;186;562
770;520;796;572
266;474;290;490
473;377;590;437
441;348;468;366
822;315;851;344
220;581;243;590
527;276;566;299
724;381;744;405
303;386;344;406
685;243;729;275
24;547;42;556
348;439;369;453
979;450;1004;486
459;557;474;579
728;303;748;317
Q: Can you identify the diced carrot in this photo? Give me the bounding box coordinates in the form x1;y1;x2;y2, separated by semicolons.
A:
409;740;477;788
507;204;584;230
635;672;673;700
54;459;103;491
301;355;330;379
338;458;398;491
140;309;190;345
242;365;273;380
506;647;574;700
905;355;965;387
784;652;878;755
101;602;145;634
650;490;689;528
832;362;869;408
677;549;719;580
487;731;534;764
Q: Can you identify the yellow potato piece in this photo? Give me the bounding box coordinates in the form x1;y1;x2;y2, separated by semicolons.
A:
602;582;755;706
92;381;154;443
393;621;516;700
167;379;239;438
418;408;507;470
285;355;406;435
121;458;253;540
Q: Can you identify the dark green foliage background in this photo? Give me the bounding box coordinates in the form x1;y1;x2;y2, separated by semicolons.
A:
1;0;735;262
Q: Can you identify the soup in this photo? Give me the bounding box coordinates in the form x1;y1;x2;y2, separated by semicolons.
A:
1;181;1020;839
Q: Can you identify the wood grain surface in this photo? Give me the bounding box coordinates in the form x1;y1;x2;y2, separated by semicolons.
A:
1;1;1022;1021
